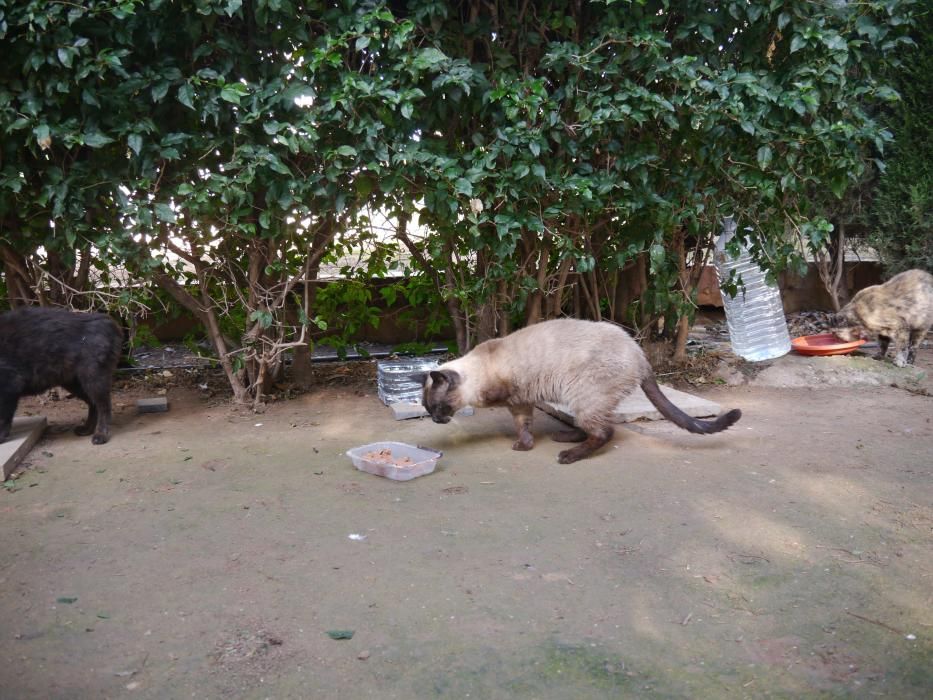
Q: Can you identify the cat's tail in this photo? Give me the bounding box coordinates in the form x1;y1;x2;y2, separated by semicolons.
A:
640;375;742;434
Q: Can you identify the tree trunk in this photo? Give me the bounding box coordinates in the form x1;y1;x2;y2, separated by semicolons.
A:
611;253;648;326
545;256;573;319
816;221;849;311
1;244;37;306
523;238;551;325
244;238;274;399
671;228;690;362
151;268;251;403
672;314;690;363
473;251;498;343
290;280;324;390
291;216;339;388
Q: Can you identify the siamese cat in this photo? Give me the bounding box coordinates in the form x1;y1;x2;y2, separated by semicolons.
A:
831;269;933;367
416;318;742;463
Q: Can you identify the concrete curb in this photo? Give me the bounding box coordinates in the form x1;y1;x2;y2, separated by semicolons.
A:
1;416;47;480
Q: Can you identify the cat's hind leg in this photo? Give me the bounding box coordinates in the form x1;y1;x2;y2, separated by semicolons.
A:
557;424;613;464
555;400;617;463
889;327;911;367
874;335;890;360
552;427;587;443
907;327;928;365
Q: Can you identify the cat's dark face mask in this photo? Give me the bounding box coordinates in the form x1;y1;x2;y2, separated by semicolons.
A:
414;369;462;424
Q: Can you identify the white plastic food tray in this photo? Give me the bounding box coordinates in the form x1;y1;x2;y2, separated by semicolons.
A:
346;441;442;481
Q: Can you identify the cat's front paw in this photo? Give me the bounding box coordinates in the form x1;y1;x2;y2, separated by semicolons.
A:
512;436;534;451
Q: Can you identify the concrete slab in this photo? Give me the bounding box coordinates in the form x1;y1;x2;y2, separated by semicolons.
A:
389;402;475;421
390;402;429;420
1;416;47;480
137;397;170;413
715;351;927;390
539;385;722;426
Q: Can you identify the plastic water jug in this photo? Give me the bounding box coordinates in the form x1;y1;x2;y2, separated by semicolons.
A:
713;216;791;361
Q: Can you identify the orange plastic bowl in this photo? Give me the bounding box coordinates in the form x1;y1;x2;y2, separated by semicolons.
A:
791;333;867;356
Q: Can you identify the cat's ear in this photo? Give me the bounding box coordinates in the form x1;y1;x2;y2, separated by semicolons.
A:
410;372;429;386
430;369;461;388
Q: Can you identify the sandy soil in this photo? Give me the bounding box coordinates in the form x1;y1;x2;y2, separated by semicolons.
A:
1;352;931;699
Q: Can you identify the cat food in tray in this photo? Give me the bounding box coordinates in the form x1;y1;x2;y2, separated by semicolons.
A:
346;441;442;481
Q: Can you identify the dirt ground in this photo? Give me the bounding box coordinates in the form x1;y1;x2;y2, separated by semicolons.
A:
1;350;931;699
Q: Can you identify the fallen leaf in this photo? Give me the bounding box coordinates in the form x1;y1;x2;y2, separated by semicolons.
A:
326;630;355;640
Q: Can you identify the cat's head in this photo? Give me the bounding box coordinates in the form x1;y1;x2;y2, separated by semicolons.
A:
413;369;463;424
829;307;865;342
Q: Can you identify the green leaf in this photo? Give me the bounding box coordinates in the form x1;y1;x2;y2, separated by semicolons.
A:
177;84;195;109
355;35;370;51
128;134;143;155
326;630;355;640
830;174;847;199
84;130;114;148
756;145;773;170
249;309;274;329
57;48;74;68
34;124;51;149
356;176;374;199
401;102;413;119
57;597;78;604
454;178;473;196
151;82;170;102
412;48;448;70
265;156;291;175
154;203;176;223
855;16;880;42
220;85;244;104
649;243;665;273
790;35;806;53
336;145;357;157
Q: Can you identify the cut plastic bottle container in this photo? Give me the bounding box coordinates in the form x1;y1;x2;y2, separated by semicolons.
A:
713;217;791;362
376;358;439;406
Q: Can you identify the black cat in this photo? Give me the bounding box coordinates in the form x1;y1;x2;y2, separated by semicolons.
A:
0;307;122;444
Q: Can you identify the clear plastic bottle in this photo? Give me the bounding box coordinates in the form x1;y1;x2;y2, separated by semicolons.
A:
376;357;439;405
713;216;791;361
